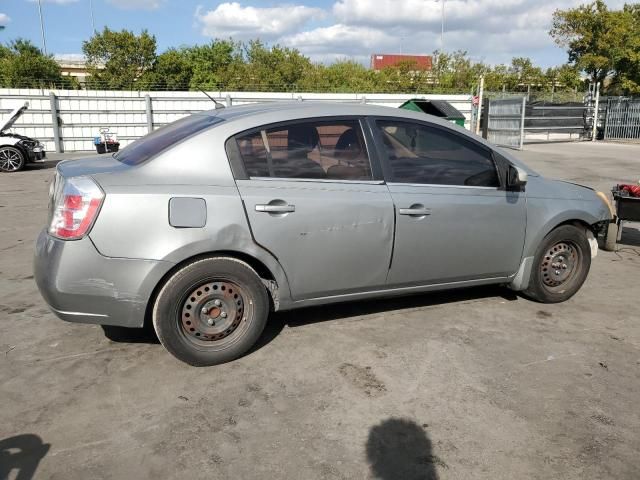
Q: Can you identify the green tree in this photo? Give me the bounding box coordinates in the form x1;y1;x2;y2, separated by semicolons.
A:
321;61;378;92
610;4;640;93
551;1;621;84
0;38;69;88
83;28;157;89
140;48;193;90
187;39;242;89
545;64;583;91
432;50;485;91
483;63;511;91
242;40;312;90
509;57;544;90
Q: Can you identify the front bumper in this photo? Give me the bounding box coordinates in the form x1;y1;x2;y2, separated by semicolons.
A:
34;229;174;328
27;147;46;163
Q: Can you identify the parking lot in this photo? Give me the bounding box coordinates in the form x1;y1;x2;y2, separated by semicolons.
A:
1;141;639;479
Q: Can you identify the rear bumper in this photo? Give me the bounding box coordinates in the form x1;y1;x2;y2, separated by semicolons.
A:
34;229;174;328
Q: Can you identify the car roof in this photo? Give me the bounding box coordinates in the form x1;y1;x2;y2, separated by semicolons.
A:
209;101;450;124
202;101;538;176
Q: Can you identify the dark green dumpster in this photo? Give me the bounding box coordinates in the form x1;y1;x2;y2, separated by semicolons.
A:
399;99;466;127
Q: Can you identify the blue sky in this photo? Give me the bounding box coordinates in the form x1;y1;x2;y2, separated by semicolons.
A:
0;1;628;67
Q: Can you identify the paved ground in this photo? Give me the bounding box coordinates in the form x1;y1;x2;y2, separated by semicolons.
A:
1;142;639;480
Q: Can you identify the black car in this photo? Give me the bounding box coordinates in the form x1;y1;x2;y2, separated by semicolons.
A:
0;104;46;172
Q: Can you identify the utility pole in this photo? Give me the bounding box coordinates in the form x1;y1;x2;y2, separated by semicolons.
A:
37;0;47;55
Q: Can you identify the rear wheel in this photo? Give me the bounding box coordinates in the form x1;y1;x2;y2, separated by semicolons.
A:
523;225;591;303
0;146;25;172
152;257;269;366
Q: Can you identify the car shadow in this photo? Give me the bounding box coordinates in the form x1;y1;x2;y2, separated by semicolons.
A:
26;160;61;171
0;434;50;480
250;285;517;354
102;285;518;351
366;418;440;480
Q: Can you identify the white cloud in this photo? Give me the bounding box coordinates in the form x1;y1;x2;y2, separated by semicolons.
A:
193;0;631;66
282;24;393;61
26;0;79;4
0;13;10;26
196;2;325;40
334;0;584;34
106;0;165;9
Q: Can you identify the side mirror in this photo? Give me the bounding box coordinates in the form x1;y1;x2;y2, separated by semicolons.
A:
507;165;527;190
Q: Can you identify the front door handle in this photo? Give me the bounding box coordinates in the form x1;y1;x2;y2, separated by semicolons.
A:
398;205;431;216
255;204;295;213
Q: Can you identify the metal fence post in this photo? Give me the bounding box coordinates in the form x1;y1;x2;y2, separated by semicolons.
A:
225;94;232;107
144;94;153;133
592;82;600;141
603;98;610;140
519;96;526;150
49;92;62;153
475;75;484;135
481;97;490;139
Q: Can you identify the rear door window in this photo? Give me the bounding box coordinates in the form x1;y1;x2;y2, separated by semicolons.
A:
233;120;373;181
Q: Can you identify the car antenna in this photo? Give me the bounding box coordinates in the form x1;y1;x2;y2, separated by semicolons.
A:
200;89;225;109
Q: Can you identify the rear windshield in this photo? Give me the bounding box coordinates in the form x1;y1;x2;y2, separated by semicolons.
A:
114;114;224;166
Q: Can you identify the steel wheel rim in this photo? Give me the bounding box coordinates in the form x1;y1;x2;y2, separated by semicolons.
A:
540;241;580;290
0;148;22;172
179;280;250;348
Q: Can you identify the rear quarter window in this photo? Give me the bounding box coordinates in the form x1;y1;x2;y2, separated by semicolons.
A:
115;114;224;166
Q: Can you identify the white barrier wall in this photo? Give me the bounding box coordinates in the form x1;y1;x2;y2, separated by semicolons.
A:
0;89;474;152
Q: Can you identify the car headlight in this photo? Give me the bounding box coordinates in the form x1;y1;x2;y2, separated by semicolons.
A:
18;139;38;150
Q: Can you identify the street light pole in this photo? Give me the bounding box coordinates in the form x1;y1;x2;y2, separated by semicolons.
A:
37;0;48;55
440;0;445;52
89;0;96;34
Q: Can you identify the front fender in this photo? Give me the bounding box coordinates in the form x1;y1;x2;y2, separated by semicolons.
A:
523;199;609;259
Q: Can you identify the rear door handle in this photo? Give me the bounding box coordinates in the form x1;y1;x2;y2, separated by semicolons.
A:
255;204;295;213
399;205;431;216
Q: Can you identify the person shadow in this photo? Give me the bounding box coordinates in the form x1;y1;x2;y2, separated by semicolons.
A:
366;418;440;480
0;434;50;480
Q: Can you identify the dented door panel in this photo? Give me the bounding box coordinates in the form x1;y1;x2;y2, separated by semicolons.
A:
236;179;394;300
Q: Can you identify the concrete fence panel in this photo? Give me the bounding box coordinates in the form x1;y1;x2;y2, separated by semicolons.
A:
1;88;473;152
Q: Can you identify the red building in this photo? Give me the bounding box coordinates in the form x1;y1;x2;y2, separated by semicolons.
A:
370;54;433;71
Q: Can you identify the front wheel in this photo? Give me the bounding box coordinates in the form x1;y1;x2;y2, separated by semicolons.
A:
523;225;591;303
603;221;618;252
0;146;26;172
152;257;269;366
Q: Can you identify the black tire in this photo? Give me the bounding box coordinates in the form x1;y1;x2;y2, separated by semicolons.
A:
523;225;591;303
152;257;269;366
95;144;106;154
604;222;618;252
0;146;26;172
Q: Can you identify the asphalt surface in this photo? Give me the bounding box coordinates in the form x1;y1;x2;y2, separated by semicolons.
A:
1;142;639;480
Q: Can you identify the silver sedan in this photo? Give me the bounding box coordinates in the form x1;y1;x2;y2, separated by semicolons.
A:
34;103;613;366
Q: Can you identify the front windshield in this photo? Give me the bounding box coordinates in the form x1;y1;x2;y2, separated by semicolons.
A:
114;114;224;166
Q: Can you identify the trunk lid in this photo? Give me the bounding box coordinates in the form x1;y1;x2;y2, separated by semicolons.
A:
56;154;131;178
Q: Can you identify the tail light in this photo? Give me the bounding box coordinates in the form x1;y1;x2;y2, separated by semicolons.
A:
49;176;104;240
